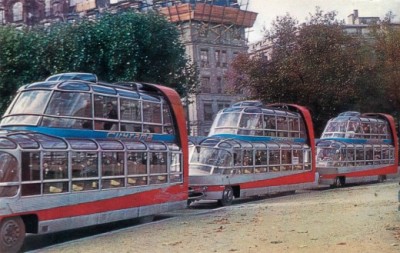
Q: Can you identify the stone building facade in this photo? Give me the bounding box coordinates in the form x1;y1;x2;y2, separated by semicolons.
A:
159;1;257;136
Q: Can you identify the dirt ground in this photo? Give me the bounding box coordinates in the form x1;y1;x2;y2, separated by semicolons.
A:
42;180;400;253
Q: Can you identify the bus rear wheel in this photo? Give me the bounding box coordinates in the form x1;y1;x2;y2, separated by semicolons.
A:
0;216;25;253
218;186;234;206
332;177;345;188
378;175;386;183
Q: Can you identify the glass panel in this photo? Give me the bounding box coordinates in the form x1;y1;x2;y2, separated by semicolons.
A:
1;115;41;126
117;89;140;99
101;152;124;189
0;138;17;149
255;150;268;165
127;152;147;175
102;179;124;189
97;140;124;150
269;150;280;170
21;184;41;196
10;90;50;114
148;142;167;150
71;152;98;178
150;152;167;174
92;85;117;95
102;152;124;176
68;139;98;150
41;116;92;129
163;103;174;134
21;152;40;181
43;151;68;180
276;116;288;137
45;91;92;118
44;182;68;194
94;95;118;119
122;141;147;150
149;175;167;184
120;123;142;132
127;176;147;186
281;150;292;171
170;153;181;173
143;101;161;124
26;81;57;89
31;134;67;149
292;149;303;170
8;134;39;149
58;81;90;91
144;124;162;133
0;152;18;187
120;98;141;121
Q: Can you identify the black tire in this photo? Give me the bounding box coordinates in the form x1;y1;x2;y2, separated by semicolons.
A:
331;177;345;188
0;216;25;253
378;175;386;183
218;186;234;206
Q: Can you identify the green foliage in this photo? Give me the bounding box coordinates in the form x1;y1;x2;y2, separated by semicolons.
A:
0;11;198;113
226;8;395;135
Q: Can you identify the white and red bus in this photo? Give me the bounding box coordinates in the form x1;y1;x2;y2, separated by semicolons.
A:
316;111;398;187
188;101;317;206
0;73;188;252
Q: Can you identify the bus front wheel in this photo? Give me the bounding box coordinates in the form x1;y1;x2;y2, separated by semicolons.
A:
218;186;234;206
0;216;25;253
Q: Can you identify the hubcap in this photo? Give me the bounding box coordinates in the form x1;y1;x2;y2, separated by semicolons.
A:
1;220;21;247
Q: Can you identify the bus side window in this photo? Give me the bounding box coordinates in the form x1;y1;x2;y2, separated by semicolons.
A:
43;151;68;194
21;152;41;196
71;152;99;191
101;152;124;189
0;152;19;197
149;152;167;184
127;152;148;186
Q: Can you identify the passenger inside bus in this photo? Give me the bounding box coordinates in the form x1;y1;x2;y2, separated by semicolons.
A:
104;102;118;130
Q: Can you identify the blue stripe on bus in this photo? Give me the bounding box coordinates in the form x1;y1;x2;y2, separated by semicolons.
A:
210;133;307;143
1;126;176;142
319;137;393;145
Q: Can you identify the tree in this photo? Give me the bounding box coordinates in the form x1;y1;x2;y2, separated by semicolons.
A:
226;8;366;134
0;11;198;112
0;26;47;110
368;16;400;119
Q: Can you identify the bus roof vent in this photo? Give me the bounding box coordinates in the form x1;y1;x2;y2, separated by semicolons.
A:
46;73;98;83
338;111;360;117
232;100;263;108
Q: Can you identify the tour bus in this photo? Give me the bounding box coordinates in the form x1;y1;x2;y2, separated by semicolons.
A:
0;73;188;252
316;111;398;187
188;101;317;205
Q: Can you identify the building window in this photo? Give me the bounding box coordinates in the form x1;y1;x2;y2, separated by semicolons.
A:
217;101;231;112
203;103;213;121
0;10;4;24
221;50;227;67
201;77;211;93
216;77;223;93
200;49;209;68
12;2;23;22
215;50;221;67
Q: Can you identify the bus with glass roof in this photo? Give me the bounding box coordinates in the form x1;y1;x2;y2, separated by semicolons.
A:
188;101;317;206
0;73;188;252
316;111;398;187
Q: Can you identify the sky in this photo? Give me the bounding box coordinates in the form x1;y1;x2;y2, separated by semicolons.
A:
245;0;400;43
